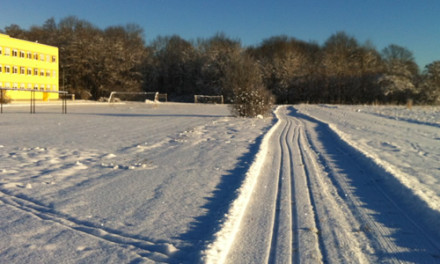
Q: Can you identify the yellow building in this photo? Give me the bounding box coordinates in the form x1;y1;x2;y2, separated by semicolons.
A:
0;33;59;101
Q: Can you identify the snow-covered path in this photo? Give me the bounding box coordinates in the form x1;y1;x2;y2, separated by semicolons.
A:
221;106;440;264
1;103;440;263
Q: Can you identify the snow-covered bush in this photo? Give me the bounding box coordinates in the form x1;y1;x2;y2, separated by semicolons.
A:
224;54;275;117
230;84;275;117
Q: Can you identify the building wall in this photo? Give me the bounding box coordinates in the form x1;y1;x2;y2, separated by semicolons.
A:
0;33;59;101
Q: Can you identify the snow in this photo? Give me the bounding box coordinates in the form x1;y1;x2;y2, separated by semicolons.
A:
0;102;272;263
1;102;440;263
296;104;440;227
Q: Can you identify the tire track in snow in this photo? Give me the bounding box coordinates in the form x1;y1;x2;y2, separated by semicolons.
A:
268;117;294;263
293;106;440;263
0;189;175;263
267;112;324;264
205;106;440;263
293;115;370;263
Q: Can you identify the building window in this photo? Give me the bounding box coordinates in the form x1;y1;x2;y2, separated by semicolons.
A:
12;50;18;57
20;83;25;89
0;65;2;73
40;69;45;76
52;84;57;91
46;70;51;77
27;52;32;59
40;84;45;91
20;51;25;58
34;53;38;60
0;47;2;55
12;66;18;74
53;70;56;78
40;54;45;61
5;48;10;56
34;84;39;90
5;66;11;73
34;68;38;75
52;56;56;63
20;67;25;74
13;83;18;89
27;68;32;75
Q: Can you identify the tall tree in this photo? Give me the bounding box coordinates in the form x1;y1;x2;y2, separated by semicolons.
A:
197;33;242;101
322;32;361;103
419;61;440;104
378;44;419;103
248;36;320;103
144;35;198;98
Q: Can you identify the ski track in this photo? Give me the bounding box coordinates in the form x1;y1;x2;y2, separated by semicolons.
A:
3;103;440;263
219;106;440;264
0;188;174;263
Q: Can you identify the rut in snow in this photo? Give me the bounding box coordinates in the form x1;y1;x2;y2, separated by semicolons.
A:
213;106;440;264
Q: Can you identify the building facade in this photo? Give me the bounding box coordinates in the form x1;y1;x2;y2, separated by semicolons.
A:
0;33;59;101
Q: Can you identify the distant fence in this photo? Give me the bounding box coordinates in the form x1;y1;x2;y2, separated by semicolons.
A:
0;87;68;114
194;95;224;104
108;91;159;103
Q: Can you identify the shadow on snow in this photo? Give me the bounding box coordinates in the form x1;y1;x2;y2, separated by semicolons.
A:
288;106;440;263
173;118;275;263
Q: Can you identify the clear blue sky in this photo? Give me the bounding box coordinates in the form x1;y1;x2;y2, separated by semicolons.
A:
1;0;439;68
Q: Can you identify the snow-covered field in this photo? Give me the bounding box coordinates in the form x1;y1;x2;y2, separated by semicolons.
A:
1;102;440;263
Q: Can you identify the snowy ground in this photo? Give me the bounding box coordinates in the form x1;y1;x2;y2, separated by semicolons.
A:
1;102;440;263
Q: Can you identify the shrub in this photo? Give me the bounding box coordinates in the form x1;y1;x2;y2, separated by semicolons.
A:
230;84;275;117
225;54;275;117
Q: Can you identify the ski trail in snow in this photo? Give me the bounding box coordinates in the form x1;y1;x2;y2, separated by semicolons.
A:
201;107;282;264
292;107;440;263
205;105;440;264
0;189;176;263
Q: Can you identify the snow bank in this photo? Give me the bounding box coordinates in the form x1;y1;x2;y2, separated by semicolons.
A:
201;107;281;264
296;104;440;238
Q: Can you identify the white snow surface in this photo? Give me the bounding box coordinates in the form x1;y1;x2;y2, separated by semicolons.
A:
1;102;440;263
296;104;440;224
0;102;272;263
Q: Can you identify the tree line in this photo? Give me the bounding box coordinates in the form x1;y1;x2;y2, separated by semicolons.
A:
2;16;440;108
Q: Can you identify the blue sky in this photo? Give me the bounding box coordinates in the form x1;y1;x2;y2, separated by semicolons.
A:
1;0;439;68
